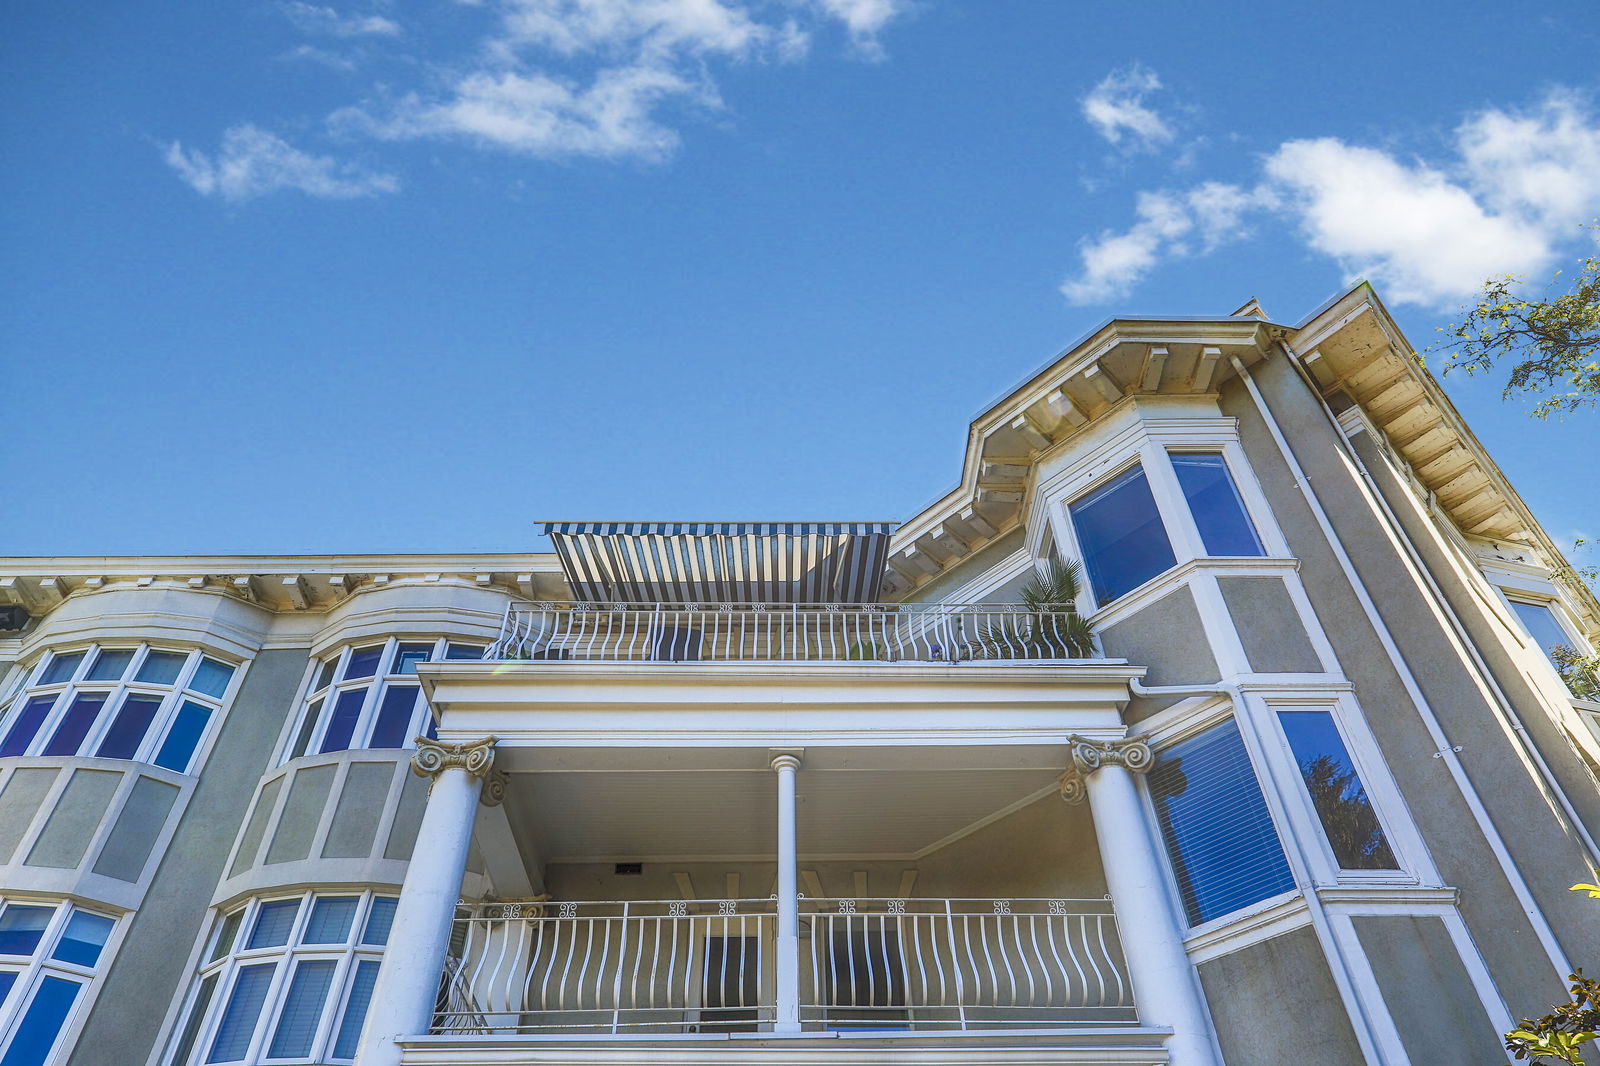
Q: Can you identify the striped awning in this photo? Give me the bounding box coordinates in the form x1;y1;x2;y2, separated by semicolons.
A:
542;522;899;604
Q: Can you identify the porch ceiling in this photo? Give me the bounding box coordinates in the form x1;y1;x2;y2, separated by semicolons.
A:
508;765;1063;863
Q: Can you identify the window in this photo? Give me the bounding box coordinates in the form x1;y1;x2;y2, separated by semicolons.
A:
1170;453;1264;557
0;898;117;1066
1277;711;1397;870
167;891;395;1066
1148;720;1296;926
1509;597;1599;700
1068;464;1176;605
0;646;236;773
283;638;482;762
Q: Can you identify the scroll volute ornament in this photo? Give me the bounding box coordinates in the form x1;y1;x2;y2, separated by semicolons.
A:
411;736;507;806
1057;734;1154;805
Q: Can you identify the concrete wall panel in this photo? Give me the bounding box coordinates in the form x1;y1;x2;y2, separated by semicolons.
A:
322;761;394;859
1217;576;1322;673
264;763;335;865
0;767;58;863
94;776;181;883
1197;926;1362;1066
1099;586;1219;687
26;768;120;869
1353;915;1501;1064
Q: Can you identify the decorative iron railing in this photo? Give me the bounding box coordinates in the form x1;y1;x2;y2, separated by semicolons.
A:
484;602;1088;663
433;898;1133;1035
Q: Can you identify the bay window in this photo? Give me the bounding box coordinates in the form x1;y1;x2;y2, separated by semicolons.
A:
1277;710;1397;870
1068;464;1176;604
0;898;117;1066
1169;452;1264;557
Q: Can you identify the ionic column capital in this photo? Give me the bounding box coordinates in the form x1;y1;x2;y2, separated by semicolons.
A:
1057;734;1154;805
412;735;498;780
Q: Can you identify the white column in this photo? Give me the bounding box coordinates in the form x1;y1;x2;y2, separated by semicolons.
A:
354;737;505;1066
770;749;803;1033
1060;736;1222;1066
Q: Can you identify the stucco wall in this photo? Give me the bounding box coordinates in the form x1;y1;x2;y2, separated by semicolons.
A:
1197;927;1363;1066
1352;914;1502;1064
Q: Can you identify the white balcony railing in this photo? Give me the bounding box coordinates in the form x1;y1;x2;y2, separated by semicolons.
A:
434;898;1133;1035
484;602;1088;664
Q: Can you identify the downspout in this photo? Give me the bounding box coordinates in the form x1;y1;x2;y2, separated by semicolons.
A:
1227;351;1572;979
1279;339;1600;870
1128;679;1392;1066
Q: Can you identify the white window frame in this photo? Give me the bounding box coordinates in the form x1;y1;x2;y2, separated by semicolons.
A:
280;637;483;764
170;890;394;1066
0;644;240;773
0;896;121;1066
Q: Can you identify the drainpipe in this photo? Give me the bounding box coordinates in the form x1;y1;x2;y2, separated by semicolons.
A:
1279;339;1600;871
1227;352;1571;979
1127;679;1393;1066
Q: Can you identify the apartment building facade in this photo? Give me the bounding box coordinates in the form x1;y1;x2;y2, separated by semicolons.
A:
0;283;1597;1066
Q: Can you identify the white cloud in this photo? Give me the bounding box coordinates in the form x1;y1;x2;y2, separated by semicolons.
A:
1061;89;1600;308
813;0;904;55
281;2;400;37
164;125;398;202
496;0;774;58
1081;64;1173;151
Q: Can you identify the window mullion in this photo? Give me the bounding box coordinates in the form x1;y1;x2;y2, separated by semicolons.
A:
1144;444;1206;563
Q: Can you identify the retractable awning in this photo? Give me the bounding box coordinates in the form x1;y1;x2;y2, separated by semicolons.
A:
542;521;898;604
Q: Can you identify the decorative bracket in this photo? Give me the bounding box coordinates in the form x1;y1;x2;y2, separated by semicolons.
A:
1057;734;1154;805
411;736;507;806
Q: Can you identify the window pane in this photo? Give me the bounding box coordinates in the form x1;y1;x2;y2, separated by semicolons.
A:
0;697;57;758
444;643;483;661
1171;454;1264;557
288;701;320;762
0;907;53;957
1279;712;1398;869
166;973;216;1066
368;687;418;749
0;972;14;1004
210;911;243;963
0;975;81;1066
153;702;212;773
188;659;235;699
266;959;337;1058
1149;720;1296;925
392;644;432;675
318;690;367;754
40;653;85;687
247;901;300;949
332;960;380;1059
303;898;358;944
85;647;136;682
51;911;114;967
96;695;163;760
313;659;337;693
343;646;383;681
42;694;106;757
135;651;186;686
1510;600;1575;660
206;964;273;1063
1069;464;1177;603
360;899;397;946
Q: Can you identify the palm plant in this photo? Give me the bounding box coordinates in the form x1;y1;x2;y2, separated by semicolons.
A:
980;559;1096;659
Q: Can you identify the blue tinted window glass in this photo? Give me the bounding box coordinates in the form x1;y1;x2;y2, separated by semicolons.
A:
50;911;114;967
1069;464;1177;603
360;898;396;946
42;694;106;757
188;659;235;699
288;701;321;762
40;654;84;686
85;648;136;682
1279;712;1398;870
444;644;483;661
1510;600;1574;661
332;960;380;1059
206;964;273;1063
0;976;80;1066
0;972;15;1004
167;974;217;1066
153;701;212;773
1172;454;1264;557
318;689;367;754
342;647;382;681
368;687;418;749
392;644;432;675
0;907;53;957
135;651;186;686
95;696;162;760
303;898;358;944
247;901;299;949
267;959;337;1058
1149;720;1296;925
1;697;57;757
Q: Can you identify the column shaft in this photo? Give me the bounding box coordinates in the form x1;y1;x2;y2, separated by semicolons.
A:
772;752;802;1033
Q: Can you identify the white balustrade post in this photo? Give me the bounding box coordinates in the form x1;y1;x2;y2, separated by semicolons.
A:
354;737;507;1066
770;749;803;1033
1059;735;1222;1066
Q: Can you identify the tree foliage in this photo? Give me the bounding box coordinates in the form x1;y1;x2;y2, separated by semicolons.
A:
981;559;1096;659
1439;224;1600;419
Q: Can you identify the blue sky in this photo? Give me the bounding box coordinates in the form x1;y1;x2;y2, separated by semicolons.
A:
3;0;1597;558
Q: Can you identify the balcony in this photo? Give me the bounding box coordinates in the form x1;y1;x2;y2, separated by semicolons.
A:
436;897;1133;1035
485;602;1090;664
